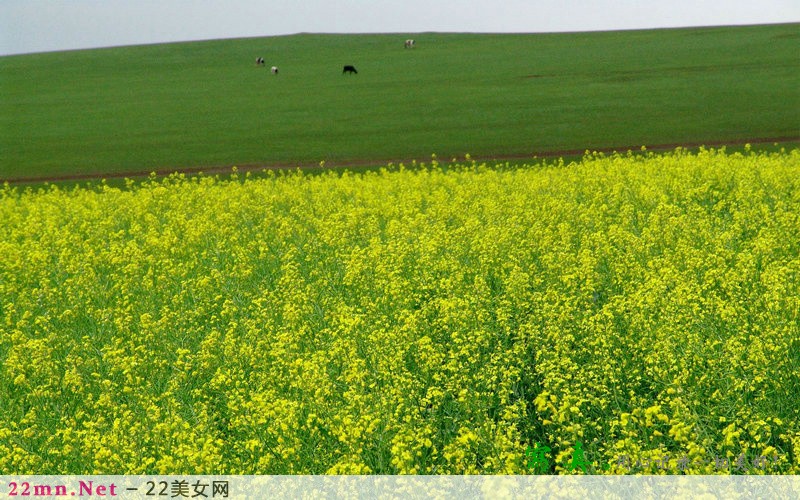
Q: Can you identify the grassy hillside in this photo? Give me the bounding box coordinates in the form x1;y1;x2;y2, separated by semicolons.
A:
1;24;799;180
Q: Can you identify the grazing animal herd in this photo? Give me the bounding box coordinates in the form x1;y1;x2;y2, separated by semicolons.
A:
255;38;416;76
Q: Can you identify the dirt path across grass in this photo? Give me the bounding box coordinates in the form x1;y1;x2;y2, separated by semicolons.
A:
4;136;798;185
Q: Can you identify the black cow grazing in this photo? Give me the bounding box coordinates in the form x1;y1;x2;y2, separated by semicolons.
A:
342;65;358;75
256;57;265;66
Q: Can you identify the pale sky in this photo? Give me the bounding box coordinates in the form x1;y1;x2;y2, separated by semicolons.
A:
1;0;799;56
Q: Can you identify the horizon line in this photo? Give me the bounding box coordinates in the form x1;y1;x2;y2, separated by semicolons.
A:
2;20;797;57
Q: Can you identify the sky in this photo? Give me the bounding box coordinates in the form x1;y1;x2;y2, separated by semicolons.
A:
1;1;799;56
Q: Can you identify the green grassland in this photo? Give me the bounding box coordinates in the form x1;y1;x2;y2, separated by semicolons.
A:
1;24;799;180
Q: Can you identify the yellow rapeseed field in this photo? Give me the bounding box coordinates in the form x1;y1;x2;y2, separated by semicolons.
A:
1;148;798;474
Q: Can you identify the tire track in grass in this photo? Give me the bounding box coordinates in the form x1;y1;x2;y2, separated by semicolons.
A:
3;136;798;184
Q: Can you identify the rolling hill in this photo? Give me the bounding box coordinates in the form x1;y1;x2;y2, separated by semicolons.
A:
1;24;798;180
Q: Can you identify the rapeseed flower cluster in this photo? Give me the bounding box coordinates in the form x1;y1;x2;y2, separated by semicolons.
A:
0;148;798;474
